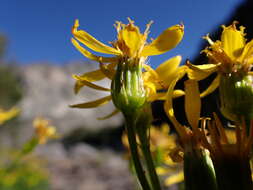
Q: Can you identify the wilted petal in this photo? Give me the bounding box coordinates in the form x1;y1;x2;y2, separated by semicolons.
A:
141;24;184;56
70;96;112;108
72;20;122;55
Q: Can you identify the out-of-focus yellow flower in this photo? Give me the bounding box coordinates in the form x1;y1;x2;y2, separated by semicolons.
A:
70;18;185;117
187;21;253;97
0;107;20;125
33;117;58;144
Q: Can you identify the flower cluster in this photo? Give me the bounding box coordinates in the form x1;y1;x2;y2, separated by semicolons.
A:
71;19;253;190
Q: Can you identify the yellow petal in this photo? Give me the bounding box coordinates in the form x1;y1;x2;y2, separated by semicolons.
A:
148;90;184;101
238;39;253;65
200;75;220;97
120;23;142;56
164;171;184;186
99;62;116;80
97;109;120;120
221;22;245;60
0;107;20;125
184;80;201;130
76;69;106;82
164;68;187;138
72;20;122;55
155;56;182;86
143;64;159;79
173;90;185;98
70;96;112;108
71;38;118;63
141;24;184;56
73;75;110;94
186;62;218;81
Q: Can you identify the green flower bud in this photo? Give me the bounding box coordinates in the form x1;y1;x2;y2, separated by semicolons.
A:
219;72;253;123
111;59;146;115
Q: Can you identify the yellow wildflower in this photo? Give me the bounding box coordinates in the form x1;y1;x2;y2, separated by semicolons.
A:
33;117;58;144
0;107;20;125
187;21;253;97
70;18;184;117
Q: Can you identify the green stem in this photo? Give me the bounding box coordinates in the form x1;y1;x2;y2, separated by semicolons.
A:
138;129;162;190
124;113;152;190
184;147;218;190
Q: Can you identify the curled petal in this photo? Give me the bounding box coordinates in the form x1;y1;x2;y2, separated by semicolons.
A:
72;20;122;55
200;75;220;97
141;24;184;56
184;80;201;130
186;62;218;81
71;38;118;63
70;96;112;108
164;68;187;138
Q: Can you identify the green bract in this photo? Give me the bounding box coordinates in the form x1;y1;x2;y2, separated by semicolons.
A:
219;73;253;123
111;59;146;115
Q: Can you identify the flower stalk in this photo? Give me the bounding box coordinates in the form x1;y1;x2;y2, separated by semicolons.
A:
124;112;152;190
184;145;218;190
135;104;162;190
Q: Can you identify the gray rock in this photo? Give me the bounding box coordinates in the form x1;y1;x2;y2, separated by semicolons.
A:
16;62;123;141
36;143;135;190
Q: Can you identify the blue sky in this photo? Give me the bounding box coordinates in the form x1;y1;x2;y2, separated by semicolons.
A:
0;0;242;67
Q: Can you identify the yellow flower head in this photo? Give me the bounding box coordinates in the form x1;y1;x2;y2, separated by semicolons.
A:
187;22;253;97
33;117;58;144
202;21;252;73
70;18;185;118
72;18;184;62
